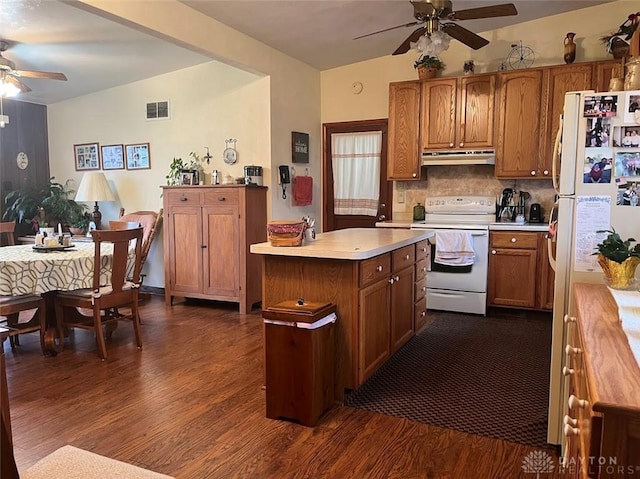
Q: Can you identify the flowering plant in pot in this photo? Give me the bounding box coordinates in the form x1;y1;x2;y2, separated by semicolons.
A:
593;229;640;289
414;55;445;80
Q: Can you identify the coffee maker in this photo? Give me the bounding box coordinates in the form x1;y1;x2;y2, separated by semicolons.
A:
244;165;263;186
529;203;543;223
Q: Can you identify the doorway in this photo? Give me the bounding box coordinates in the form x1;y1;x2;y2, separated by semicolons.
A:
322;119;391;231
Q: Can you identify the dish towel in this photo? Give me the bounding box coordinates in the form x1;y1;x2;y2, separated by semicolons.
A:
434;230;475;267
293;175;313;206
607;287;640;367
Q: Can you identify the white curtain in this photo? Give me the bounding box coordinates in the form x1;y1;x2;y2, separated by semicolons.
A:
332;131;382;216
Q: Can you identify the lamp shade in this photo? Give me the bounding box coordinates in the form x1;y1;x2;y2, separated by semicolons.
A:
75;172;116;202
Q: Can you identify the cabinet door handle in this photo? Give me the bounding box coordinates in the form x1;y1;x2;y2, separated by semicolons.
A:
421;286;426;292
562;366;575;376
491;250;496;255
180;196;188;202
389;278;395;284
412;173;417;178
563;415;578;427
405;254;410;260
376;265;383;272
568;394;588;409
449;142;454;147
421;247;427;253
543;170;549;175
420;311;426;317
459;142;464;147
511;237;517;243
201;244;207;249
565;344;582;356
563;424;580;437
218;197;226;201
531;170;536;176
564;314;576;324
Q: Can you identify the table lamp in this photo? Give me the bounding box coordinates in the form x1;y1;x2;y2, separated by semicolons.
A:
75;172;116;229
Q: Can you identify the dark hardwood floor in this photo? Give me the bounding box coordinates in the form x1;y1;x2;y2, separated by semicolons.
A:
4;297;560;478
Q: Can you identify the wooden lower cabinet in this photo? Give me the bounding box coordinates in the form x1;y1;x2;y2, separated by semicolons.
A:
414;239;429;331
162;185;267;313
262;241;424;399
564;284;640;478
488;231;554;310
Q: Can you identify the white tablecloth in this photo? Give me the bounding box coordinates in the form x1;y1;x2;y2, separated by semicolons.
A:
0;242;121;295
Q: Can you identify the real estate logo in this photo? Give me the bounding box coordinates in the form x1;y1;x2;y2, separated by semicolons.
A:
522;450;555;478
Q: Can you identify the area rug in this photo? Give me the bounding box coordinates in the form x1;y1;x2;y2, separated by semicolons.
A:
344;311;552;447
21;445;174;479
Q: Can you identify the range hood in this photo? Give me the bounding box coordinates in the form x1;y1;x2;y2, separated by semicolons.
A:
422;149;495;166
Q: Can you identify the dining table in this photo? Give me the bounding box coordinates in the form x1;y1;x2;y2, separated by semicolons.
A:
0;242;132;355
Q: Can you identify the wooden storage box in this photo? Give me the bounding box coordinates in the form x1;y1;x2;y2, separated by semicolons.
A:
263;300;336;426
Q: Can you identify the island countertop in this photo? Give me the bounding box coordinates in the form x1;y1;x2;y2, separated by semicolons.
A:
250;228;433;260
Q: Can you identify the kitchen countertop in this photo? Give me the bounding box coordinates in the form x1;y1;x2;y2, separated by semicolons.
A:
489;222;549;232
250;227;433;260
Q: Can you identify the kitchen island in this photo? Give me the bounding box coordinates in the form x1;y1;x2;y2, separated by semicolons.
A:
251;228;433;400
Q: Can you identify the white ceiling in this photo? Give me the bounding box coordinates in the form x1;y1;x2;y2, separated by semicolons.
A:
0;0;611;105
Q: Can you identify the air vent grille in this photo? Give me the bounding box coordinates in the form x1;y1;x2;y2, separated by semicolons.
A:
146;101;170;120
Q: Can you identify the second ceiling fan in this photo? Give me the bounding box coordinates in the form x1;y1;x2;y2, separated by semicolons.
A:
0;40;67;95
356;0;518;54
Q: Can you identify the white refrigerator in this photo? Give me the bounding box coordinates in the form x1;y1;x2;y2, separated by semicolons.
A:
547;90;640;448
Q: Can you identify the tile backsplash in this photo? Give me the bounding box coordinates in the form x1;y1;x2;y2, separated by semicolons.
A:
394;165;556;222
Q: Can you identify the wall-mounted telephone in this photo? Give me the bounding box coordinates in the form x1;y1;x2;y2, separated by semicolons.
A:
278;165;290;199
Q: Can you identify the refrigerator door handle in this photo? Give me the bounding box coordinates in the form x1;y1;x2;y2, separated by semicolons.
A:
548;202;558;272
552;114;563;195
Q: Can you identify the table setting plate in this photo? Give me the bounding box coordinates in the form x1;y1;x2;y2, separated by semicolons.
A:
32;244;76;253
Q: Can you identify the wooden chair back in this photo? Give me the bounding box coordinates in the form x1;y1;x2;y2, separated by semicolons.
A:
90;228;143;303
0;222;16;247
117;209;163;270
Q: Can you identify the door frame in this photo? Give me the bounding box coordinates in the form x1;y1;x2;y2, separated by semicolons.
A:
322;119;391;231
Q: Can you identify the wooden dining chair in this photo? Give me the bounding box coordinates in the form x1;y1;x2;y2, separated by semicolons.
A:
117;208;163;274
0;222;47;355
54;227;144;360
0;222;16;247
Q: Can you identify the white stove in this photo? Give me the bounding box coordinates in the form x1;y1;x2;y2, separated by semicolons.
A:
410;196;494;316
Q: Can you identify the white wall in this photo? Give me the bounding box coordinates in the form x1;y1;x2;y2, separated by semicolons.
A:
48;0;323;289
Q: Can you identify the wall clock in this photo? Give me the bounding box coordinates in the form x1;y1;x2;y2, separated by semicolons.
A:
16;152;29;170
224;138;238;165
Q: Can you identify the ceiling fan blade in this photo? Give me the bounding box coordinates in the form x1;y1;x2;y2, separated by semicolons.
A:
451;3;517;21
393;26;427;55
5;75;31;93
354;21;421;40
14;70;67;81
441;23;489;50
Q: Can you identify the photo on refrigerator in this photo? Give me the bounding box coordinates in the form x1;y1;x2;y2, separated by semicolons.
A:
614;150;640;178
583;147;612;183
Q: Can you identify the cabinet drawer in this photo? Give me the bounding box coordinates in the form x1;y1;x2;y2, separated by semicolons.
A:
415;239;429;260
415;257;428;279
165;189;202;205
392;245;415;272
414;297;427;331
204;188;239;205
360;253;391;287
415;276;427;301
490;231;537;249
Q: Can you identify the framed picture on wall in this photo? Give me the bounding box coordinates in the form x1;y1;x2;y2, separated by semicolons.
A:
101;144;125;170
125;143;151;170
73;143;100;171
291;131;309;164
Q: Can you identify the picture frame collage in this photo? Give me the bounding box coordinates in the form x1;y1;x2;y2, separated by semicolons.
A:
582;92;640;207
73;142;151;171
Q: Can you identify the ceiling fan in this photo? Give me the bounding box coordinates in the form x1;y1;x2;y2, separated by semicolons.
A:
355;0;518;54
0;40;67;95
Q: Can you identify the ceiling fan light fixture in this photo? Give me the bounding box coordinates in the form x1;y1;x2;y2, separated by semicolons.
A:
411;29;451;57
0;77;20;97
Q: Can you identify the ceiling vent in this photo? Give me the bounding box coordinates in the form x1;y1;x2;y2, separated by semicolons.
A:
146;101;170;120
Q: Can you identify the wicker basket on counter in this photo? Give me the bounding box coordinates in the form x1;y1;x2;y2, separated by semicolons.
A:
267;220;307;247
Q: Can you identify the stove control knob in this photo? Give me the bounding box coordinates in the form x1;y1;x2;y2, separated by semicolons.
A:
480;200;485;205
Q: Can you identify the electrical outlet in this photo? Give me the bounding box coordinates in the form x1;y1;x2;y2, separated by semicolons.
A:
397;191;405;204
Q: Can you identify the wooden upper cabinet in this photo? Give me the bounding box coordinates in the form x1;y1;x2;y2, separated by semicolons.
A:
592;59;623;92
388;81;421;180
421;78;457;150
421;74;496;151
495;69;544;179
457;74;496;149
539;63;593;178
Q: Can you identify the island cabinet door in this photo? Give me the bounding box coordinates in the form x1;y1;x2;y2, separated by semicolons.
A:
390;265;414;354
167;205;204;295
202;204;240;299
359;278;391;384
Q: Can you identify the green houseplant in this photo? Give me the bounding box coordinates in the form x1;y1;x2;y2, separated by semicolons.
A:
414;55;445;80
3;177;87;233
593;229;640;289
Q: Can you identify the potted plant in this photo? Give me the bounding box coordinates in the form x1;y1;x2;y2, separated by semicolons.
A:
3;177;87;234
593;229;640;289
414;55;445;80
70;211;92;236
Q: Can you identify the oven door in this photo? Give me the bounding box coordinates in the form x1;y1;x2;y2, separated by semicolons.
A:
427;229;489;293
